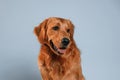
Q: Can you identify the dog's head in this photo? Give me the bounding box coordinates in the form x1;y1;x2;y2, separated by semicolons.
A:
34;17;74;55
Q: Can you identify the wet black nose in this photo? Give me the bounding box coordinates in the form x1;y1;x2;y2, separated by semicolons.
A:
61;38;70;46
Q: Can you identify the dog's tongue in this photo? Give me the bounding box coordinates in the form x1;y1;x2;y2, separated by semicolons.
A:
58;49;66;54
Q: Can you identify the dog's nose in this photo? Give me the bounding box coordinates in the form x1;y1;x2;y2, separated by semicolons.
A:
61;38;70;46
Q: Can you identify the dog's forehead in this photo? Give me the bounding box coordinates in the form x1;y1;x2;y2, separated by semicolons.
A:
47;18;69;27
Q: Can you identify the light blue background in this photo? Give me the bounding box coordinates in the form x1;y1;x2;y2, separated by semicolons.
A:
0;0;120;80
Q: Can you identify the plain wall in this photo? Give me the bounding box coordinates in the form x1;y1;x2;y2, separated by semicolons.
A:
0;0;120;80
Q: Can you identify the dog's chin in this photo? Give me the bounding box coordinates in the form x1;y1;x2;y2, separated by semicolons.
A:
50;40;67;55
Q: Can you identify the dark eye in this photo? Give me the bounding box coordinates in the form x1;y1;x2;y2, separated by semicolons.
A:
52;26;59;30
67;29;70;33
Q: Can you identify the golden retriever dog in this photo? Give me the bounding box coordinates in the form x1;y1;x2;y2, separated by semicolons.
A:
34;17;84;80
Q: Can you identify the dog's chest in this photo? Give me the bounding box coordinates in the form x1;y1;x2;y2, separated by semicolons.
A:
46;57;72;77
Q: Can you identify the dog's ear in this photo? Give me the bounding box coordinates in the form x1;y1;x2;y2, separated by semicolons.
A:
34;26;40;37
67;20;74;39
34;19;48;44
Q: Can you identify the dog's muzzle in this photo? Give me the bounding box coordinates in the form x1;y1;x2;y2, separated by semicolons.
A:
50;39;69;54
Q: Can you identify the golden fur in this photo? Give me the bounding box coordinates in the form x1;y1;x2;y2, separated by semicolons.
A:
34;17;84;80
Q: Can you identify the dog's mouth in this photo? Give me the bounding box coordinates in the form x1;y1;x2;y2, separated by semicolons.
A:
50;40;66;54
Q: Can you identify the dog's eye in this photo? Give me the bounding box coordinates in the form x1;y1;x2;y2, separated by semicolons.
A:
52;26;59;30
67;29;70;33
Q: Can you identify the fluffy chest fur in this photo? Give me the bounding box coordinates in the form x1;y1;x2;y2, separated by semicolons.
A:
38;45;83;80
